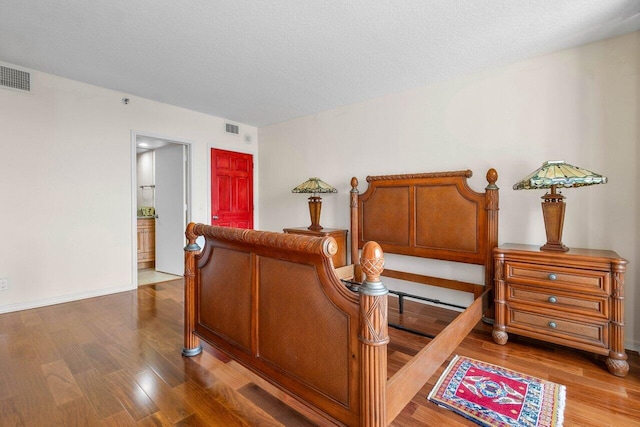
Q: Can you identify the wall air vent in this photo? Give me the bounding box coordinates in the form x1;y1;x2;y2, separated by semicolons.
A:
225;123;239;135
0;65;31;93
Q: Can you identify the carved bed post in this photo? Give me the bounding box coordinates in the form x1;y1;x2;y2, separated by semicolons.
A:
484;168;499;321
183;223;203;357
358;241;388;426
351;177;362;282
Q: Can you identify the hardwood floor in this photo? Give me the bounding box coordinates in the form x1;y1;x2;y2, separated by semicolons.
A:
0;279;638;426
137;269;182;286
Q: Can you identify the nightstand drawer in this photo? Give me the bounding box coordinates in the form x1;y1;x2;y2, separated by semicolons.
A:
508;285;608;319
505;261;609;294
507;308;608;349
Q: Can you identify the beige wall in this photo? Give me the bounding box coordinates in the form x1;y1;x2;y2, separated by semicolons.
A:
258;32;639;350
0;66;258;311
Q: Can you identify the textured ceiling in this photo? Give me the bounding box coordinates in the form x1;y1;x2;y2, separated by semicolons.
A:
1;1;639;127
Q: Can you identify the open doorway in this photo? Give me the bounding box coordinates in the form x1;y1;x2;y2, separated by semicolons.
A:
132;132;192;286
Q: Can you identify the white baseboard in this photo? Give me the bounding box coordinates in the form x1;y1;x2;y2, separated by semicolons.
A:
625;340;640;353
0;283;136;314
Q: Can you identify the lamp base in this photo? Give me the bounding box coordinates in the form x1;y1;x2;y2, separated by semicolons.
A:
540;188;568;252
308;196;323;231
540;242;569;252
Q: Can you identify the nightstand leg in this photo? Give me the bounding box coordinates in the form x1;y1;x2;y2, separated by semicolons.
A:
492;254;508;345
606;357;629;377
607;262;628;377
492;330;508;345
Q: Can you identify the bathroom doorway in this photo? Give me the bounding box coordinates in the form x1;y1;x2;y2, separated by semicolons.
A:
132;132;192;286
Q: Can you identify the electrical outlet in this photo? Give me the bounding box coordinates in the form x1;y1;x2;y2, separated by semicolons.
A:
0;278;7;291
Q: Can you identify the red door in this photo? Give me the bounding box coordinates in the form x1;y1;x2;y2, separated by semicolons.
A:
211;148;254;229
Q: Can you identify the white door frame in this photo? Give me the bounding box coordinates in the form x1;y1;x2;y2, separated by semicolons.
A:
130;130;193;287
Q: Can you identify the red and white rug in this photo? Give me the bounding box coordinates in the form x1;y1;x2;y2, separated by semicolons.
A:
428;355;565;427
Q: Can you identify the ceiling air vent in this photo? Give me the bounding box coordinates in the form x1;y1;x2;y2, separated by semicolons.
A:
0;65;31;93
225;123;239;135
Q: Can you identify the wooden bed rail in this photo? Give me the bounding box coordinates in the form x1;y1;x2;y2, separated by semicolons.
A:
386;288;489;421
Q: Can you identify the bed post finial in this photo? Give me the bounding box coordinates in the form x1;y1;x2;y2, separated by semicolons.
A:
486;168;498;189
358;241;388;426
183;223;203;357
361;241;384;284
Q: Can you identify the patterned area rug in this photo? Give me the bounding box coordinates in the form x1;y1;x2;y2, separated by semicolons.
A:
428;355;565;427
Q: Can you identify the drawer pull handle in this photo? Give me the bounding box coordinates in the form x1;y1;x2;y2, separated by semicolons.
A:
548;321;557;329
548;273;557;281
548;296;557;304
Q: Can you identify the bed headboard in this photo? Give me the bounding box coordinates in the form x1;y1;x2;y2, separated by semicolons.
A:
350;169;499;293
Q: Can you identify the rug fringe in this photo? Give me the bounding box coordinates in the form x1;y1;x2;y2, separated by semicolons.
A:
554;383;566;427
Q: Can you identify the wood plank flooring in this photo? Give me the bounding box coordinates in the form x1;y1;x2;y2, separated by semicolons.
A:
0;279;638;426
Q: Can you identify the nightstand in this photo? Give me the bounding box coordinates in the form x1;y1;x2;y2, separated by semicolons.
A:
493;244;629;377
137;218;155;269
283;227;348;268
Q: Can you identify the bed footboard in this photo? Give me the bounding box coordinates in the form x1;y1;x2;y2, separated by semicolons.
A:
183;223;389;426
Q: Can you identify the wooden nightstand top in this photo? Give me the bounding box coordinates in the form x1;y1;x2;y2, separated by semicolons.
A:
495;243;626;265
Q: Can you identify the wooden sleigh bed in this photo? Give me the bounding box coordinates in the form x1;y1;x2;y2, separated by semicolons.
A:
182;169;499;426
